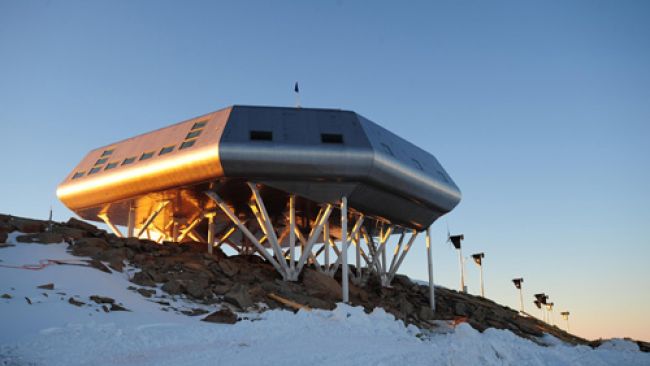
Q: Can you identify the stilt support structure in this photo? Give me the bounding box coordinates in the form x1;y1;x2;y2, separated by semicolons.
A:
98;212;124;238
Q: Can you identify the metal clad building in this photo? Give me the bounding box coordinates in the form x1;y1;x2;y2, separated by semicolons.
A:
58;105;460;233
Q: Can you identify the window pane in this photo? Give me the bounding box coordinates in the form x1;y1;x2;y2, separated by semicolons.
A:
180;140;196;150
105;162;118;170
72;171;85;179
95;157;108;165
89;167;102;174
101;149;114;157
159;146;175;155
122;157;136;165
250;130;273;141
191;121;207;130
186;130;202;139
140;152;154;160
321;133;344;144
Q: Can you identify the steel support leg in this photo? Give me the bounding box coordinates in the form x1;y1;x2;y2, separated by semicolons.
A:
127;202;136;237
426;226;435;312
205;191;287;279
207;214;215;254
137;201;169;238
289;195;296;274
341;197;349;303
98;213;124;238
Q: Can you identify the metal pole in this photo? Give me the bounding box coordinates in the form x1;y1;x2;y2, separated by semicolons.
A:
518;288;524;313
289;195;296;275
426;226;435;312
458;248;465;292
479;263;485;297
341;196;349;303
207;215;215;254
127;202;136;238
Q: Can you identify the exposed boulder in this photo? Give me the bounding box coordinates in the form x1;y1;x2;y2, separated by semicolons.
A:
202;308;238;324
37;283;55;290
90;295;115;304
16;232;63;244
302;269;341;300
224;284;254;310
9;217;45;233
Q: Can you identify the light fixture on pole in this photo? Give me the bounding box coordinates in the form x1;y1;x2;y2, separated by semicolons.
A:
546;302;554;326
512;278;524;313
448;234;466;293
471;252;485;297
534;293;548;322
561;311;570;332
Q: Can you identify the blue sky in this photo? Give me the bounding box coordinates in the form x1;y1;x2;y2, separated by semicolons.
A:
1;0;649;341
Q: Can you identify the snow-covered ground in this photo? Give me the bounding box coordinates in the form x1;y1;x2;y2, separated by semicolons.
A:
1;233;648;366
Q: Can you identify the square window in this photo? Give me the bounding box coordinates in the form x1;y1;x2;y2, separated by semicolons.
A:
95;157;108;165
191;121;207;130
159;145;175;155
89;167;102;174
72;171;85;179
321;133;344;144
122;157;136;165
101;149;114;157
140;151;154;160
180;140;196;149
105;162;118;170
250;130;273;141
185;130;202;139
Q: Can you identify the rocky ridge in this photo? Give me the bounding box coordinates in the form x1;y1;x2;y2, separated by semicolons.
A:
1;213;648;352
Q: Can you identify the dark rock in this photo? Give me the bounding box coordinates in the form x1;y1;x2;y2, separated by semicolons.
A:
184;279;210;299
25;297;32;304
224;284;253;309
10;217;46;233
52;226;87;240
302;269;341;300
71;238;110;257
454;302;468;316
132;271;156;287
212;284;232;295
162;279;183;295
16;232;63;244
418;306;435;320
68;297;85;306
110;303;129;311
90;295;115;304
37;283;54;290
87;259;112;273
137;288;156;298
1;293;11;299
217;260;240;277
181;308;210;316
66;218;101;235
202;308;238;324
0;230;8;244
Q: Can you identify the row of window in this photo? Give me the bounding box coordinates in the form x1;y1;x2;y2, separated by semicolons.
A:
249;130;345;144
247;130;430;173
71;120;207;179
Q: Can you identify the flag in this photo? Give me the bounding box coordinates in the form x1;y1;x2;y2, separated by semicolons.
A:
294;82;299;93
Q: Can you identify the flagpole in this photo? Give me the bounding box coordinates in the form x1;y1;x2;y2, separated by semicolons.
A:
294;82;301;108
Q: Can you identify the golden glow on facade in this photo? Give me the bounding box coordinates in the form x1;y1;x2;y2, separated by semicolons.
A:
57;145;223;210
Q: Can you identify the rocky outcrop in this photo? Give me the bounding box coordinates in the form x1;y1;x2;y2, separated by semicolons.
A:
0;212;638;350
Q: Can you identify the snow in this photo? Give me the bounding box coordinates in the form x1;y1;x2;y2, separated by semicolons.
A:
2;233;649;366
